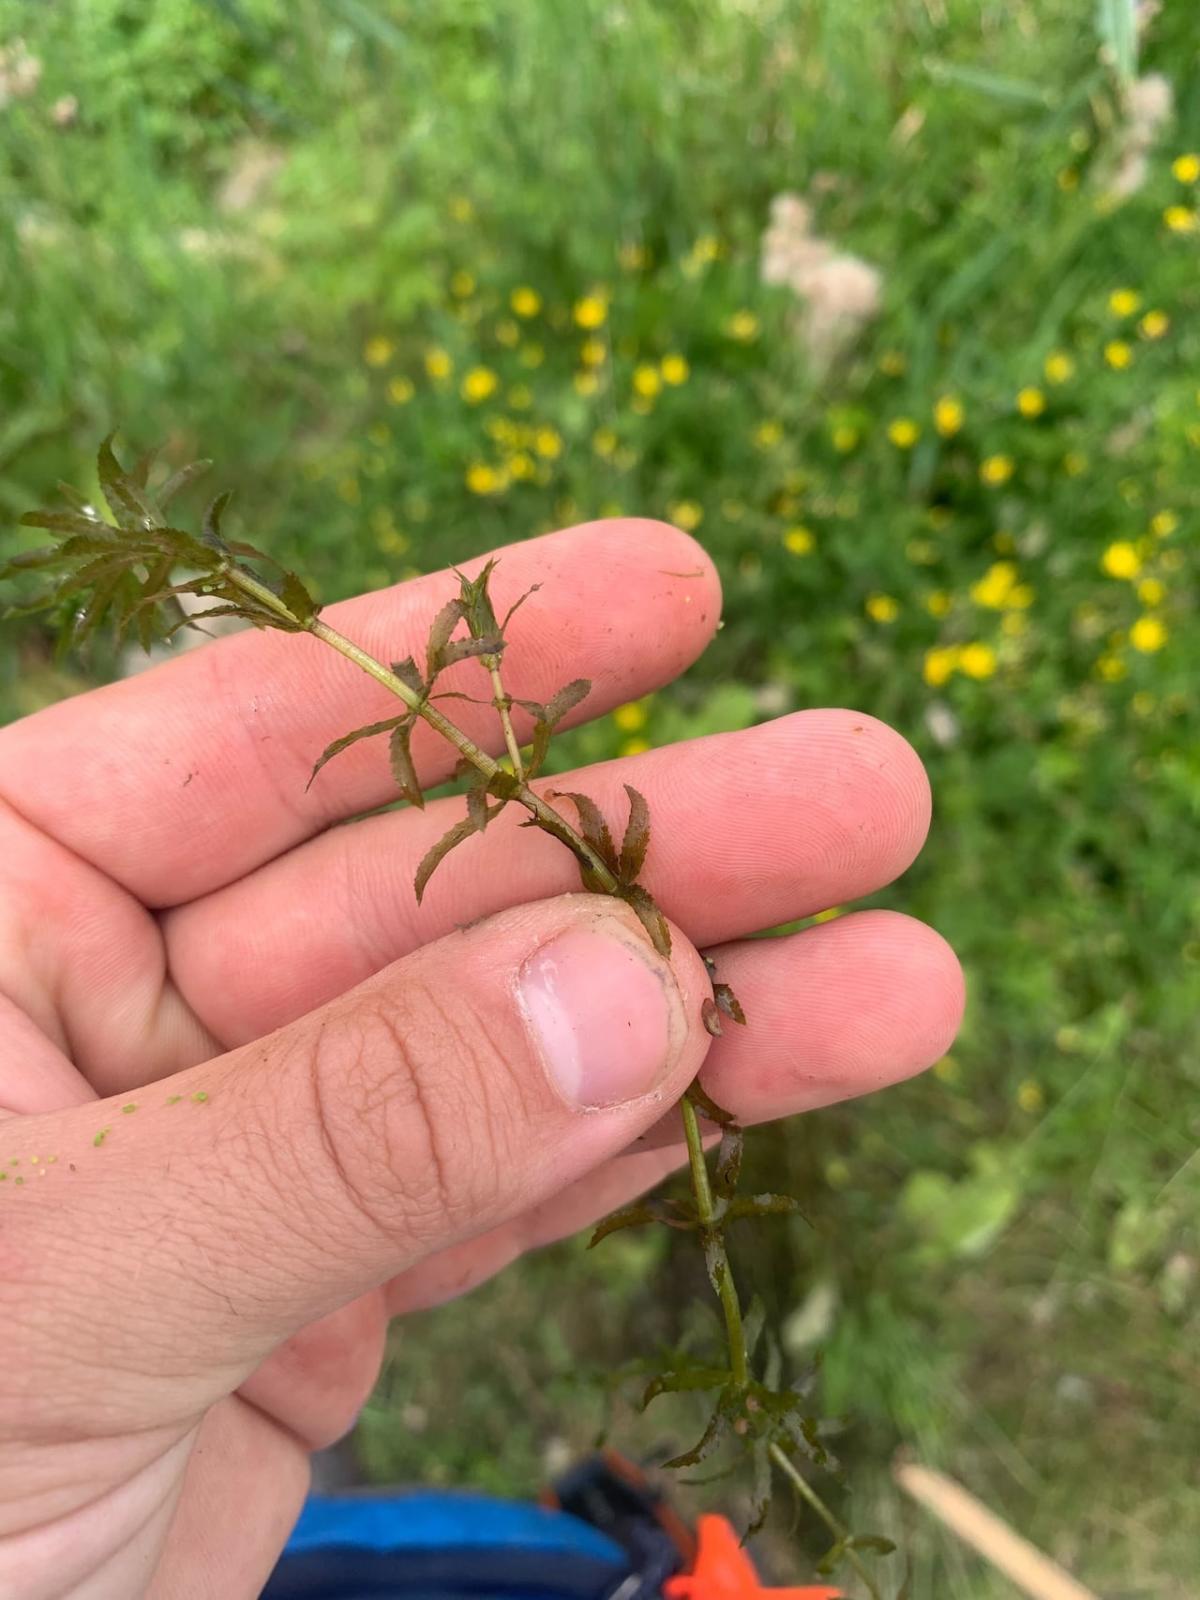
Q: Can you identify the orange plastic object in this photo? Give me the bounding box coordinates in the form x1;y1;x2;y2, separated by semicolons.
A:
662;1513;844;1599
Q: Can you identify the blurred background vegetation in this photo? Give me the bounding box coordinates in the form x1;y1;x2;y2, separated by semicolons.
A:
2;1;1197;1593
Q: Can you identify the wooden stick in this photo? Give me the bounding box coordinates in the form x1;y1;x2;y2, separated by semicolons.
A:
893;1460;1099;1600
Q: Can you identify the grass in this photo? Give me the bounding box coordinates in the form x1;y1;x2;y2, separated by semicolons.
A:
2;1;1198;1592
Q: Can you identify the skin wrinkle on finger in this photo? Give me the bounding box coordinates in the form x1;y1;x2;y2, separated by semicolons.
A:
0;521;722;908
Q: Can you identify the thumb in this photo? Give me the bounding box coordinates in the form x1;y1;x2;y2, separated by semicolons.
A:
8;895;712;1427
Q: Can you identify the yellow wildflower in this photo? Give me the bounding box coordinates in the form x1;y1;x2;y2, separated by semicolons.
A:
1104;340;1133;369
1150;510;1178;538
1063;451;1087;477
925;590;951;617
1137;577;1165;606
1009;584;1034;608
1130;616;1167;652
726;310;760;341
518;344;544;368
363;336;394;367
661;353;690;385
534;425;562;459
424;347;452;380
461;366;499;404
1172;153;1200;182
832;423;859;452
510;286;541;318
1164;205;1197;233
888;417;920;448
783;526;814;556
465;463;507;495
980;455;1014;486
1044;351;1074;384
495;320;520;348
1016;1080;1044;1114
593;427;617;457
620;737;651;757
507;451;536;481
1139;310;1169;339
970;561;1018;609
959;642;998;679
573;294;608;329
613;702;647;733
1101;541;1141;579
866;593;900;623
633;363;662;398
1017;387;1045;418
507;384;532;410
580;337;606;367
450;270;475;299
669;500;703;531
923;646;959;687
387;376;415;406
573;371;599;396
1108;288;1141;317
754;420;782;449
933;1054;961;1085
934;396;964;437
1096;652;1126;681
448;195;473;222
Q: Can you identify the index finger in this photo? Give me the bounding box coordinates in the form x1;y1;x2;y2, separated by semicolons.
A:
0;519;720;906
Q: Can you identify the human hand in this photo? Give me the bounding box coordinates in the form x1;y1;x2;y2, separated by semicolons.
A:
0;518;962;1598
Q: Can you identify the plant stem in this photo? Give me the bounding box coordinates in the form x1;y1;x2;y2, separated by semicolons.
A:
681;1096;748;1388
768;1443;884;1600
487;662;526;781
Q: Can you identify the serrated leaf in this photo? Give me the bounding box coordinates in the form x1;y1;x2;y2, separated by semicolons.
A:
156;458;211;509
307;715;404;789
98;433;157;530
455;556;500;637
713;982;746;1025
414;815;479;904
501;581;541;629
543;676;590;725
845;1533;896;1556
54;553;136;598
130;445;159;488
620;882;671;958
390;655;426;699
55;481;96;513
744;1440;773;1540
201;490;233;552
618;784;650;883
387;717;424;808
161;604;246;640
549;790;617;871
465;774;489;832
642;1367;729;1408
425;596;465;678
662;1390;735;1470
0;545;62;575
685;1081;738;1128
20;508;114;538
279;569;316;623
714;1126;744;1201
440;632;504;668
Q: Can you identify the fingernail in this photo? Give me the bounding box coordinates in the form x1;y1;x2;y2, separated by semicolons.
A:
518;922;677;1109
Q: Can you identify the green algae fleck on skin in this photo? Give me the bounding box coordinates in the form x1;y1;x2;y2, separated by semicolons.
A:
165;1095;182;1106
122;1103;138;1115
93;1128;111;1148
14;1177;23;1186
191;1091;209;1104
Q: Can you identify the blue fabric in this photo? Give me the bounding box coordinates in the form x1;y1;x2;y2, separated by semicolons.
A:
260;1491;636;1600
283;1492;626;1563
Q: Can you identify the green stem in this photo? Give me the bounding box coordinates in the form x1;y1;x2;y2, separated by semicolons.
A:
681;1096;748;1388
768;1443;884;1600
487;661;526;781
